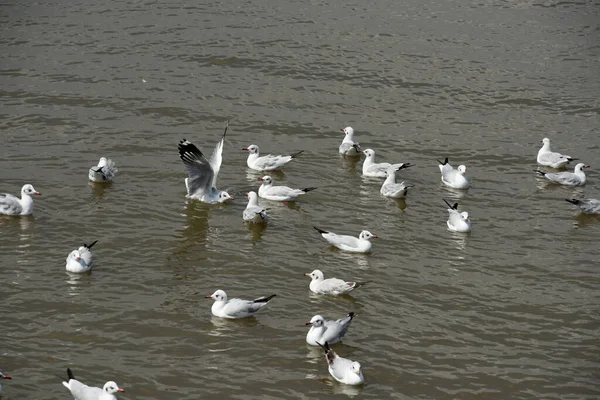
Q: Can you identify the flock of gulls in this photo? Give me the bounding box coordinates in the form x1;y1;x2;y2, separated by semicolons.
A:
1;123;598;399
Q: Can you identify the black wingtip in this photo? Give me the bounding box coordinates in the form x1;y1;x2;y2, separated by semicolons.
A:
398;163;412;170
316;341;330;352
67;368;75;380
348;312;355;319
84;240;98;249
352;144;362;153
222;120;229;138
290;150;304;159
255;294;277;303
314;226;328;234
302;187;317;193
443;199;458;210
437;157;448;165
535;170;546;176
565;198;579;205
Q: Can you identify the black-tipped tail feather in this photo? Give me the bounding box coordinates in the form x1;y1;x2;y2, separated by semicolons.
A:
565;199;580;205
84;240;98;250
254;294;276;303
443;199;458;210
67;368;75;380
437;157;449;165
314;226;329;234
302;187;317;193
535;170;547;176
290;150;304;159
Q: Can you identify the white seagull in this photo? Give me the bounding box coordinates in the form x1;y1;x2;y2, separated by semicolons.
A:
314;227;376;253
257;175;316;201
361;149;412;178
380;166;413;198
339;126;362;156
0;184;41;216
437;158;470;189
243;191;268;223
565;198;600;214
316;341;364;385
537;138;577;169
305;269;365;295
177;122;234;203
205;289;276;319
306;313;355;346
61;368;125;400
243;144;304;171
444;199;471;233
88;158;118;182
0;371;12;395
65;240;98;273
536;163;589;186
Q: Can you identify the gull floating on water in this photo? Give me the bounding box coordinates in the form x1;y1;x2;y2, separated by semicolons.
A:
88;157;118;182
205;289;276;319
314;227;376;253
257;175;316;201
565;198;600;214
306;312;355;346
0;371;12;395
316;341;364;385
0;184;41;216
243;191;268;223
178;122;234;203
305;269;365;295
444;199;471;233
438;158;470;189
339;127;362;156
537;138;577;169
536;163;589;186
65;240;98;273
361;149;411;178
243;144;304;171
61;368;124;400
380;166;413;198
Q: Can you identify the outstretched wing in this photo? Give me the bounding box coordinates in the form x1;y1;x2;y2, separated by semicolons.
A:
178;139;214;196
209;121;228;187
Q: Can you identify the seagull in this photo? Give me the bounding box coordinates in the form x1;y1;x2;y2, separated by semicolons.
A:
565;198;600;214
205;289;276;319
536;163;589;186
65;240;98;273
437;158;470;189
0;371;12;395
306;313;355;346
339;127;362;156
361;149;412;178
257;175;316;201
537;138;577;169
443;199;471;233
380;166;413;198
61;368;125;400
0;184;41;216
243;144;304;171
177;122;234;203
316;341;364;385
88;158;118;182
305;269;365;295
314;227;376;253
243;191;268;223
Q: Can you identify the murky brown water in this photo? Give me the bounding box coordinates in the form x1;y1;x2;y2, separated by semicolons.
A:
1;0;599;399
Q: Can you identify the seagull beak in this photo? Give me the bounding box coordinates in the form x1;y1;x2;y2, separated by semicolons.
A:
340;128;344;133
242;147;248;151
304;273;311;277
359;149;364;153
258;177;264;181
371;235;378;238
117;388;125;393
2;376;11;380
354;369;361;376
229;196;235;200
305;322;312;326
76;257;81;261
204;295;213;299
585;165;591;168
34;191;41;195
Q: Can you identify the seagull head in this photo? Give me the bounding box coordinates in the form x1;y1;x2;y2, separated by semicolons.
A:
341;126;354;137
350;361;362;376
359;230;377;240
258;175;272;184
362;149;374;158
205;289;227;302
70;250;82;262
305;269;324;281
103;381;125;394
575;163;590;172
457;165;467;175
541;137;550;145
242;144;259;154
460;211;470;222
218;191;234;202
306;315;324;327
22;184;41;196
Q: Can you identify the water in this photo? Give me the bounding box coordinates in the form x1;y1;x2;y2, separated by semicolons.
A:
1;0;599;399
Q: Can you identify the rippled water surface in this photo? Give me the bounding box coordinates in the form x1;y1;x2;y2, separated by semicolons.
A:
1;0;599;399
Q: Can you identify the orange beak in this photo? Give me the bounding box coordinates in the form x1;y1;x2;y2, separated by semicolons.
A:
117;388;125;393
34;192;41;195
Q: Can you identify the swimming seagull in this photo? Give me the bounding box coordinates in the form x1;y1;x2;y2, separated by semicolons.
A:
339;127;362;156
0;184;41;216
65;240;98;273
305;269;365;295
257;175;316;201
361;149;412;178
537;138;577;169
88;157;118;182
437;158;470;189
177;121;234;203
316;341;365;385
380;166;413;198
314;227;376;253
306;312;355;346
0;371;12;395
536;163;589;186
443;199;471;233
243;144;304;171
205;289;276;319
243;191;268;223
565;198;600;214
61;368;124;400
